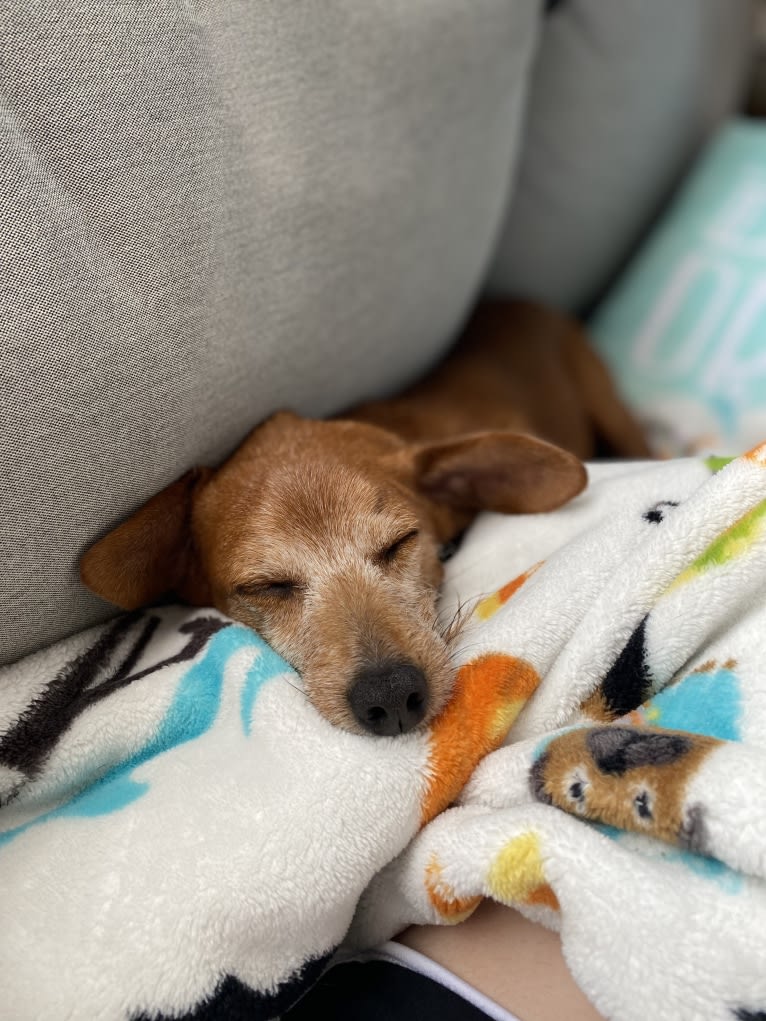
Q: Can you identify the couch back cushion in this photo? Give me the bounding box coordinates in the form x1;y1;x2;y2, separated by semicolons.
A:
0;1;539;663
487;0;753;312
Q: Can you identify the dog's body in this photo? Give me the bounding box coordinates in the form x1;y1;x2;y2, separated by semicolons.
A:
349;301;648;460
81;301;649;736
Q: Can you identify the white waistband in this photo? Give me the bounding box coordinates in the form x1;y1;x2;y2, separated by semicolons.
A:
354;940;522;1021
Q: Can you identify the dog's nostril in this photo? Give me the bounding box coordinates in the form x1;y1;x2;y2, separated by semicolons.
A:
406;691;424;714
349;662;429;737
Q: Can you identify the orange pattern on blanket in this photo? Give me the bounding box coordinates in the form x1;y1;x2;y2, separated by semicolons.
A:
420;653;541;825
475;562;543;621
526;883;560;911
743;441;766;466
424;855;482;922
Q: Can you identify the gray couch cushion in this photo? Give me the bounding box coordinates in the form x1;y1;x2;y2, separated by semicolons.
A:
487;0;754;312
0;1;540;664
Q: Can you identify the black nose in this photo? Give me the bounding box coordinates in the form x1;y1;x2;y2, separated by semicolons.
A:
348;662;429;736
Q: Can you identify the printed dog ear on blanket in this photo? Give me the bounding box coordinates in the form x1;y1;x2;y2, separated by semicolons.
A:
585;726;693;775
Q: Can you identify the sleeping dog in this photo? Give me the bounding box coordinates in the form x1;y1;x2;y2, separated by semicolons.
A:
81;300;649;736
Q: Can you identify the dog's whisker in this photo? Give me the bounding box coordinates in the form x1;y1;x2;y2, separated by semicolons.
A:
437;595;480;647
445;638;490;662
279;674;310;699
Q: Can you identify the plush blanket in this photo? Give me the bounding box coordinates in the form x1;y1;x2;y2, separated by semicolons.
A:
2;447;766;1020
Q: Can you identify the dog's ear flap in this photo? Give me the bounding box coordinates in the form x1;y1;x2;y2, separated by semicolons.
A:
411;432;587;514
80;467;212;610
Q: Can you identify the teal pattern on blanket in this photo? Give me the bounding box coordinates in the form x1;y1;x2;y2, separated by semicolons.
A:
240;640;292;736
0;625;286;848
593;824;743;894
633;664;743;742
592;119;766;455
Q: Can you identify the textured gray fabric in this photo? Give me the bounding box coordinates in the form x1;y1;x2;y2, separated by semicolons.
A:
488;0;754;312
0;1;540;664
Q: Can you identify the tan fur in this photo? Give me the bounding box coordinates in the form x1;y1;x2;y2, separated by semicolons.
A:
81;300;648;735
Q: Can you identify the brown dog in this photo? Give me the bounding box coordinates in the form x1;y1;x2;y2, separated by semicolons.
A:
81;301;648;737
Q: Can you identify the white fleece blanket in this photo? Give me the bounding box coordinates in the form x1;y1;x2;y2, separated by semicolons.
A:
2;447;766;1020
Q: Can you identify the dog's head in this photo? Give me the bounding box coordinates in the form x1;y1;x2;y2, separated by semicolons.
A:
81;411;586;736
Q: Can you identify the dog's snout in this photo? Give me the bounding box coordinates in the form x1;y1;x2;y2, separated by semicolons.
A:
348;662;429;737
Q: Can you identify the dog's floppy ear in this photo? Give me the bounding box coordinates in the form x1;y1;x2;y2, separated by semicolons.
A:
411;431;587;514
80;467;212;610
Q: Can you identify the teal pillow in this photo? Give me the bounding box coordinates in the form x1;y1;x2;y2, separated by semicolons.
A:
592;119;766;457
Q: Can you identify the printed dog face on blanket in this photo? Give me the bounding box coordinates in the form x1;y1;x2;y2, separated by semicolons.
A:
530;726;720;849
80;412;586;736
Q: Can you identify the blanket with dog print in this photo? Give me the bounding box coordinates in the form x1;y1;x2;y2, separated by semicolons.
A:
2;446;766;1020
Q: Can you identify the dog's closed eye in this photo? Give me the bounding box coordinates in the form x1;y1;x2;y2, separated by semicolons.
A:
236;579;301;600
375;529;419;566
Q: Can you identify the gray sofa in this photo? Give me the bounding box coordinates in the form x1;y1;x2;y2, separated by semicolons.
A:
0;0;752;666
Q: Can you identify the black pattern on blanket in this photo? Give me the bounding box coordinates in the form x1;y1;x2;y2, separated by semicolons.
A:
3;447;766;1020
